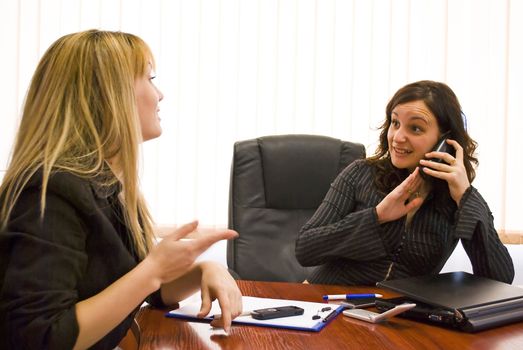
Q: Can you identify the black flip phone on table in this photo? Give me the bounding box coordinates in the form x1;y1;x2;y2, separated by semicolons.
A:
251;305;305;320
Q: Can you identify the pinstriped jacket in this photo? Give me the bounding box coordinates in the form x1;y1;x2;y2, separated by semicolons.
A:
295;160;514;285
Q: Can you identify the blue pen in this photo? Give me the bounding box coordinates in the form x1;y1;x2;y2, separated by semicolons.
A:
322;293;383;301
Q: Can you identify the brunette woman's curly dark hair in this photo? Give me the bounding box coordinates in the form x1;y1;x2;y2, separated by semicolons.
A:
367;80;478;197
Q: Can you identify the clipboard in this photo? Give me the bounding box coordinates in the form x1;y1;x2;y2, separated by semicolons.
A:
166;295;344;332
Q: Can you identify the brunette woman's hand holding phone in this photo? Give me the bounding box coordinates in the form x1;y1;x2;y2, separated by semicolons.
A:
419;139;471;205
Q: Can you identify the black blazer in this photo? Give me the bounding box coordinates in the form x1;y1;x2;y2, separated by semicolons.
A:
0;170;162;350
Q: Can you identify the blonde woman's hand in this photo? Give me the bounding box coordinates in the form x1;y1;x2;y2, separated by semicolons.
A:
144;221;238;287
419;139;470;205
196;262;243;333
375;167;425;224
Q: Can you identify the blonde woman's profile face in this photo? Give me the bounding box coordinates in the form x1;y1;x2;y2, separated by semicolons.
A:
135;63;164;142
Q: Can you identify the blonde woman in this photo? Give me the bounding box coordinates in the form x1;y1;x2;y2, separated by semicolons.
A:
0;30;242;349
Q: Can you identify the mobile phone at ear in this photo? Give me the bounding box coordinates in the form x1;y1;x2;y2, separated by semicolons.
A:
343;303;416;323
251;306;304;320
419;131;455;179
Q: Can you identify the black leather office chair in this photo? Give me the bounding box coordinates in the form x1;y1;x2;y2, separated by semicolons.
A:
227;134;366;282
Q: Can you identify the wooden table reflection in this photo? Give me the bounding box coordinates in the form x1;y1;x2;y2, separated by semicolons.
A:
134;280;523;350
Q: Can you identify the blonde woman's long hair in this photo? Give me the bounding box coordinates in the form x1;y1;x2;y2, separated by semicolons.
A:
0;30;154;259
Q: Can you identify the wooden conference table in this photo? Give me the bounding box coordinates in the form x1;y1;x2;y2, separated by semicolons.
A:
133;280;523;350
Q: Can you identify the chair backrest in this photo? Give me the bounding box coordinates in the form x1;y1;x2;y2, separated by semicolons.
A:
227;134;366;282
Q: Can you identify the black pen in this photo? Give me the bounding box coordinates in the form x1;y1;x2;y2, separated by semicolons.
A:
322;310;338;323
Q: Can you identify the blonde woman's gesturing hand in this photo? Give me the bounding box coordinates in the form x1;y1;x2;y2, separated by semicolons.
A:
144;221;238;287
197;262;243;333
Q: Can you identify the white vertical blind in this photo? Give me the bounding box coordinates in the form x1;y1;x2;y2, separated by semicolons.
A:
505;0;523;240
1;0;522;241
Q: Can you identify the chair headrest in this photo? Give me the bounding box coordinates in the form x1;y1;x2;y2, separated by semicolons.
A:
258;135;346;209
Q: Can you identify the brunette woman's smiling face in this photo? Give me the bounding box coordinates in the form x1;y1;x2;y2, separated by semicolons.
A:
387;100;441;172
